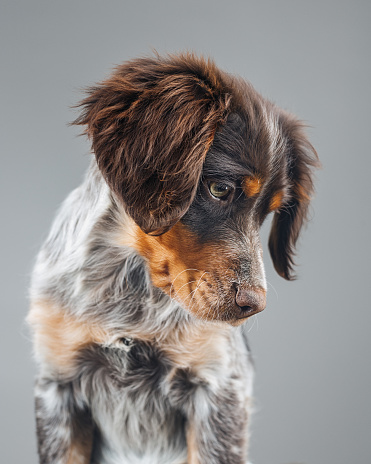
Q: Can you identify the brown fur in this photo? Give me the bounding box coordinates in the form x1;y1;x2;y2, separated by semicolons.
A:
120;219;251;323
242;175;263;197
268;112;319;279
186;423;200;464
295;182;311;202
67;442;93;464
74;53;319;280
28;300;107;374
30;53;319;464
269;191;284;211
73;53;237;235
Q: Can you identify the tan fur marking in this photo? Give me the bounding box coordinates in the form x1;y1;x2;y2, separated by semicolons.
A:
28;300;107;373
164;324;230;373
187;422;200;464
67;441;92;464
120;219;238;322
295;183;311;202
242;175;263;197
269;191;284;211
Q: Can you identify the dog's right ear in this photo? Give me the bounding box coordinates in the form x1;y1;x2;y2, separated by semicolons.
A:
73;54;231;235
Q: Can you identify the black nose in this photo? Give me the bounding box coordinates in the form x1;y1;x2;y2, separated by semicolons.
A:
235;286;266;316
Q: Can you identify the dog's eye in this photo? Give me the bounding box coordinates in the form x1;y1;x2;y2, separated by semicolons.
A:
208;181;233;200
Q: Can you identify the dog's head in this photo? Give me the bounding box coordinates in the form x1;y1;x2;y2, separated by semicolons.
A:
75;53;318;325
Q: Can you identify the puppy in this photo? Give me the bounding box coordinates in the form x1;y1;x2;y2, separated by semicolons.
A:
28;53;318;464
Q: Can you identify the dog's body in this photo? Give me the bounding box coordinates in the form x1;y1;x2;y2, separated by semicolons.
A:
28;54;317;464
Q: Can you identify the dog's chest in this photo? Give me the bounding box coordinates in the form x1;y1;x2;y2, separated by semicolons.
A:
86;328;252;464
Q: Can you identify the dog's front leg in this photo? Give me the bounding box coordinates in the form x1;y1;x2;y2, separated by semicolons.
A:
186;386;250;464
34;377;94;464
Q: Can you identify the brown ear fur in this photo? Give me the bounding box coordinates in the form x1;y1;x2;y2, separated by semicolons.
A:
73;53;232;234
268;113;319;280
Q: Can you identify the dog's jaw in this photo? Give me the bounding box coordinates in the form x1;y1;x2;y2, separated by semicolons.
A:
119;217;266;326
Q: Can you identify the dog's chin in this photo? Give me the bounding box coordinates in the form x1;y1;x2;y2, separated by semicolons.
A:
184;301;257;327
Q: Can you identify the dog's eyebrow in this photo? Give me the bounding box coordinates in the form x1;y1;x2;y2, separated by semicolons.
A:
202;150;254;180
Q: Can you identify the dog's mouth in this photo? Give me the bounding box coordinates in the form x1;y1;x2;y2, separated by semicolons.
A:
124;221;266;324
151;266;266;324
221;302;265;324
185;279;266;324
235;305;261;319
176;289;266;325
148;262;267;324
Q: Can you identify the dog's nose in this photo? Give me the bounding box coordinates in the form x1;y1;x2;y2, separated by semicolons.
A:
235;286;266;316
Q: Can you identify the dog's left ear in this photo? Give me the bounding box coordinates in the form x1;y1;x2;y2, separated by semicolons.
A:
73;55;231;235
268;113;319;280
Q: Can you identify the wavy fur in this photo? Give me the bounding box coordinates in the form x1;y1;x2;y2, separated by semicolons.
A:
28;53;318;464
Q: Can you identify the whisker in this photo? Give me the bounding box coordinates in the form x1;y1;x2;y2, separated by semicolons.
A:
266;280;279;300
247;314;257;333
172;280;199;300
169;268;202;299
188;271;208;306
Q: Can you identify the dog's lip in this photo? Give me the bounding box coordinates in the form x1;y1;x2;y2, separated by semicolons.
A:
222;305;261;327
235;312;253;320
236;312;253;320
235;304;264;320
205;302;264;322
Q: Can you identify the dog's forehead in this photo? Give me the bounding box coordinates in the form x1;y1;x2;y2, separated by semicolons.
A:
203;109;287;184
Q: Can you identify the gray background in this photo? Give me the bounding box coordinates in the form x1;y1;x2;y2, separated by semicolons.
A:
1;1;370;463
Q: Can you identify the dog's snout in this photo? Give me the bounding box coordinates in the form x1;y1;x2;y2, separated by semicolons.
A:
235;286;266;316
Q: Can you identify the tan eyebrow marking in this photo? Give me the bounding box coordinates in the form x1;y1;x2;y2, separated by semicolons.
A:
269;191;284;211
242;175;263;197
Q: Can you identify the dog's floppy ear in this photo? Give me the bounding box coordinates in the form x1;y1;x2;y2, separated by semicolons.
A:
73;54;231;235
268;113;319;280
